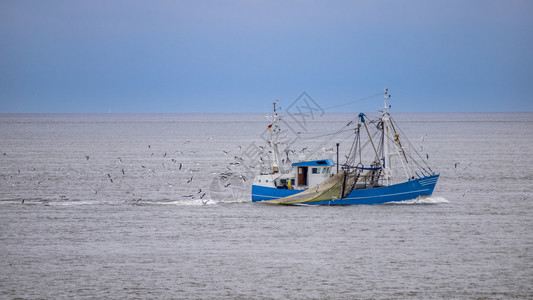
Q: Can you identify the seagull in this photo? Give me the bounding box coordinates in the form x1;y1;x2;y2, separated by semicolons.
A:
179;163;182;170
454;162;460;169
187;176;193;183
85;155;90;160
421;134;427;142
121;168;125;175
223;150;229;156
286;157;292;165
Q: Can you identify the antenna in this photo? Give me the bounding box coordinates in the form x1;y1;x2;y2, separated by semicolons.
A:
383;88;391;113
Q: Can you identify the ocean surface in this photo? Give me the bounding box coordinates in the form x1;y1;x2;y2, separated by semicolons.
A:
1;112;532;299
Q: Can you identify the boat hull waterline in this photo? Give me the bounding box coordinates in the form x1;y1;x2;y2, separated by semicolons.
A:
252;174;439;205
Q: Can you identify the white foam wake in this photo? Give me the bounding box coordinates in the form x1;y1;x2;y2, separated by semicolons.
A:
162;199;218;206
387;196;449;205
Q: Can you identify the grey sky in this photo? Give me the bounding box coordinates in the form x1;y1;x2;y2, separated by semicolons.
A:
1;0;532;113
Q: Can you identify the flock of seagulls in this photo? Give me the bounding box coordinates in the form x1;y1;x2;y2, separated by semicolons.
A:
2;137;261;206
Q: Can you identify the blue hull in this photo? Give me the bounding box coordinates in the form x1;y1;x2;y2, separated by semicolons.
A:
252;174;439;205
251;185;302;202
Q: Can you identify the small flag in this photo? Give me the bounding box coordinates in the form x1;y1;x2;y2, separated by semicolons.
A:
267;124;272;130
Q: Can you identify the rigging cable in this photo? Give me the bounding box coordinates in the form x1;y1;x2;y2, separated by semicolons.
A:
389;116;433;174
323;92;383;111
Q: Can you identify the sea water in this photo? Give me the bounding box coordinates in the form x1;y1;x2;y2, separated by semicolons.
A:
0;112;532;299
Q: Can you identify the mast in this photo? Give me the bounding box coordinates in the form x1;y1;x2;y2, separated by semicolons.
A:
381;89;392;185
382;89;412;183
266;100;284;174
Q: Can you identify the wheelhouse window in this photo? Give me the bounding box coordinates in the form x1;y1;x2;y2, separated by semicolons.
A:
312;168;319;174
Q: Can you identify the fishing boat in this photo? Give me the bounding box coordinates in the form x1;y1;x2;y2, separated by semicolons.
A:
251;89;439;205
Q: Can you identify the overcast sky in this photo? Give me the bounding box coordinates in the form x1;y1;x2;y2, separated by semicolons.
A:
1;0;532;113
